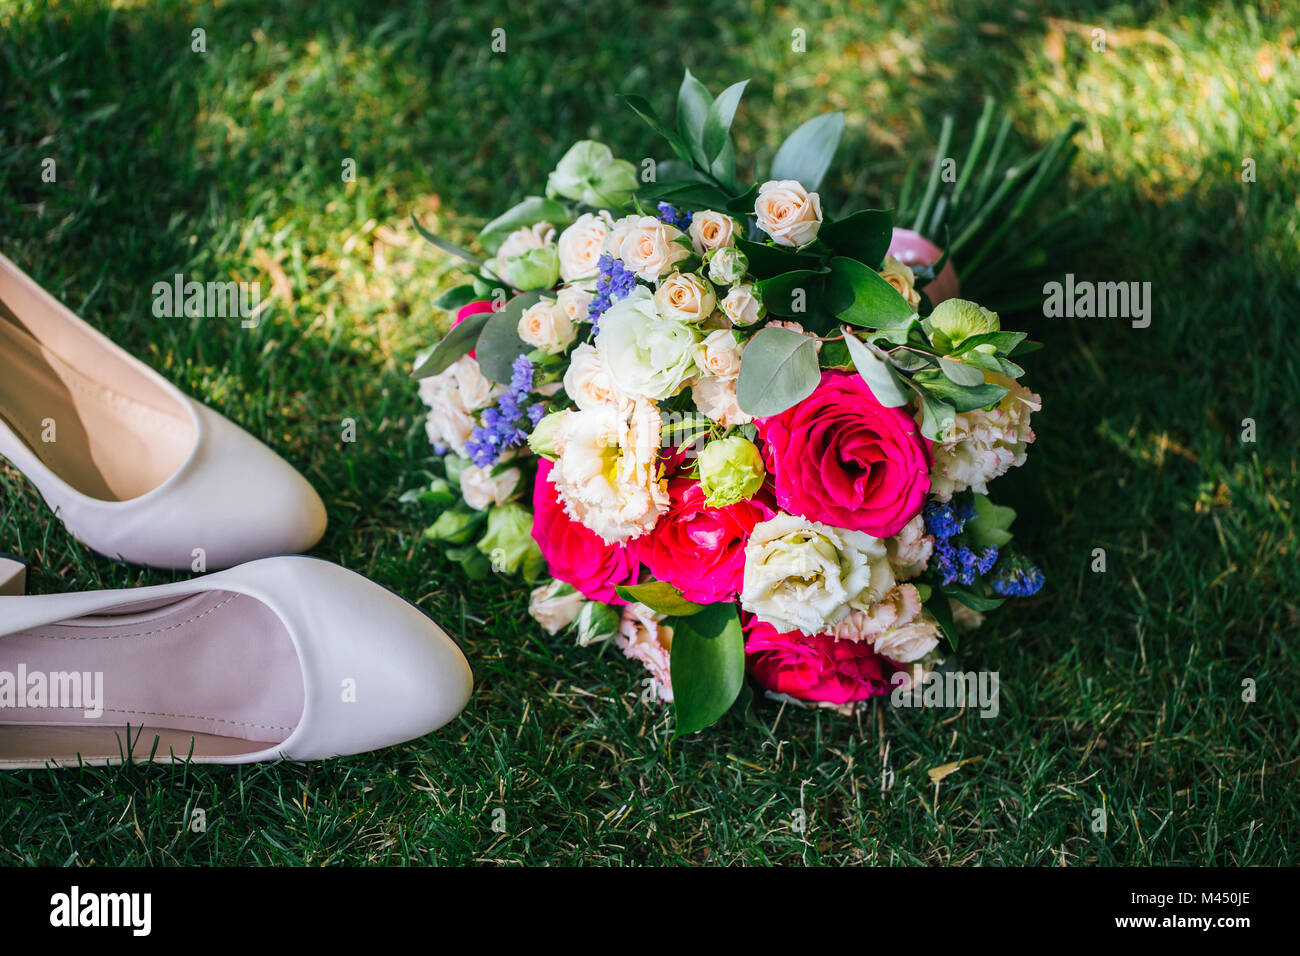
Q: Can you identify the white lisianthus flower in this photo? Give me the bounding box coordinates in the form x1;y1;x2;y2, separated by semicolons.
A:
459;463;521;511
928;371;1041;500
720;283;764;327
555;284;595;326
754;179;823;247
688;210;739;254
418;354;496;457
616;603;674;703
604;215;690;281
885;514;934;581
517;299;576;355
691;374;751;428
595;287;701;401
549;399;668;544
528;579;586;635
557;212;611;282
654;271;716;323
563;342;627;411
740;513;896;636
827;583;940;664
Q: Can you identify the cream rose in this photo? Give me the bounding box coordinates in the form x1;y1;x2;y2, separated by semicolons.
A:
688;210;738;254
740;512;896;635
654;271;716;323
528;579;586;635
720;283;764;327
563;342;626;411
459;463;521;511
555;284;594;326
517;299;576;355
605;214;690;281
880;255;922;310
693;328;744;378
691;374;751;428
754;179;823;247
557;212;610;282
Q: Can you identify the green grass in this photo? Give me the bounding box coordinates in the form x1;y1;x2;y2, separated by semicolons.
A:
1;0;1296;865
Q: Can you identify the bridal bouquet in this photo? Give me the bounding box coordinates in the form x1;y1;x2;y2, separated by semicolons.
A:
408;74;1061;734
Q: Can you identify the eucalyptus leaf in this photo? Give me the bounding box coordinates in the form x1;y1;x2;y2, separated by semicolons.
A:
615;581;706;616
670;603;745;737
412;308;493;379
770;111;845;193
914;371;1008;412
843;330;909;407
475;291;544;383
411;213;482;267
433;284;480;312
736;326;821;417
939;356;987;386
913;384;956;441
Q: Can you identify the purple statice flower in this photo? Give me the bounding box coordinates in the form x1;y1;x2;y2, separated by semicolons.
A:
933;539;1000;587
466;356;543;467
991;560;1045;597
586;252;638;335
656;201;693;231
924;500;974;541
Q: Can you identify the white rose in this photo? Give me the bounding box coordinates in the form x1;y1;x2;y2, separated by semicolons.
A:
616;603;674;703
595;287;700;401
557;212;610;282
604;214;690;281
528;579;586;635
517;299;576;355
740;512;895;636
459;463;521;511
881;255;922;310
654;271;716;323
688;210;738;254
550;399;669;544
418;354;495;457
563;342;626;411
754;179;823;247
693;328;744;378
885;514;934;581
556;285;595;326
691;374;751;428
720;283;764;327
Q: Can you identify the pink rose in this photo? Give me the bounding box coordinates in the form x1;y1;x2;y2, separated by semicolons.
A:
453;300;496;357
744;617;896;705
532;459;640;603
635;478;773;604
756;370;930;538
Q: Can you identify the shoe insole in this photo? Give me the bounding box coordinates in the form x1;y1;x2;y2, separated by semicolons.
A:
0;291;195;502
0;591;305;764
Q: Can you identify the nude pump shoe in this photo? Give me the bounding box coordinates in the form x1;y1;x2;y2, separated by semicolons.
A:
0;252;327;570
0;556;473;767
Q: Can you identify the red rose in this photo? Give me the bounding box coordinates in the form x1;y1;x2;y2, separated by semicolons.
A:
744;616;896;705
756;370;930;538
532;459;639;603
635;478;773;604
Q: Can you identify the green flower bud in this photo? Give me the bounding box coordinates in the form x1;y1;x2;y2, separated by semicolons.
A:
527;410;566;461
426;510;479;545
698;436;766;508
476;503;545;580
929;298;999;349
546;140;638;209
576;601;621;647
707;246;749;286
503;245;560;291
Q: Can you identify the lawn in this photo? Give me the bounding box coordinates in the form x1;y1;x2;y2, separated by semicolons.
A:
0;0;1296;865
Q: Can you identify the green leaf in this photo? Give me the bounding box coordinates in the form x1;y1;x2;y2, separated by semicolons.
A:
734;237;820;280
615;581;706;616
958;348;1025;379
939;356;987;386
941;583;1006;612
913;371;1008;412
755;269;826;317
618;93;696;167
825;256;917;329
433;284;480;312
411;213;482;267
676;69;713;169
952;331;1027;355
770;111;845;193
912;383;956;441
670;603;745;737
475;291;544;383
843;330;910;407
924;591;959;651
702;80;747;162
736;326;821;418
819;209;893;268
477;196;568;255
966;493;1017;548
412;308;493;379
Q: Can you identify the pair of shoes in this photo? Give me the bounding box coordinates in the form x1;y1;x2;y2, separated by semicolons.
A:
0;254;472;768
